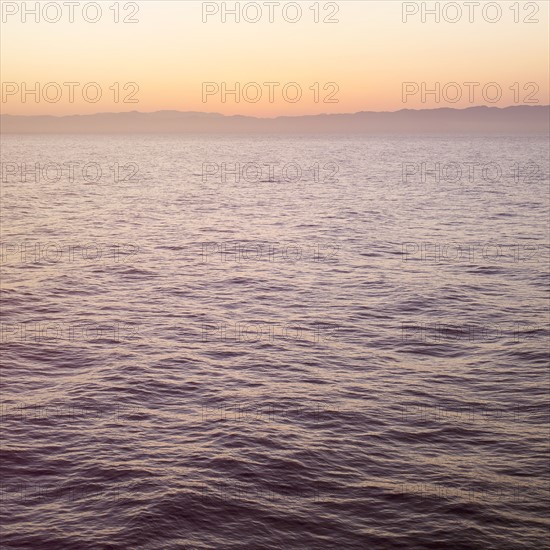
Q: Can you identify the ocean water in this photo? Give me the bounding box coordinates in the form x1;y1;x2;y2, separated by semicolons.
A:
0;134;549;549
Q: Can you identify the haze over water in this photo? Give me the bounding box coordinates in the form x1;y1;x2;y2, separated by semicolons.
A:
1;134;548;549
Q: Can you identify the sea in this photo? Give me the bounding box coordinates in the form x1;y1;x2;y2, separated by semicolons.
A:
1;134;549;549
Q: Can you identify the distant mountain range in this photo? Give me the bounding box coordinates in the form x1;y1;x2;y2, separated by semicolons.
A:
1;106;548;134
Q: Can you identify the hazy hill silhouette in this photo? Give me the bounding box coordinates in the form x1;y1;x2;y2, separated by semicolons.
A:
1;106;548;134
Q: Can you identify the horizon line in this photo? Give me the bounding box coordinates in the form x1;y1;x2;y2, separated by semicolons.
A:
2;104;549;120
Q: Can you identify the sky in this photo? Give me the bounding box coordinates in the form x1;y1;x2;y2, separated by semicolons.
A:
1;0;549;116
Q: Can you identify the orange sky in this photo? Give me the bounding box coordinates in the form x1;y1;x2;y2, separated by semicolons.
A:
1;1;549;116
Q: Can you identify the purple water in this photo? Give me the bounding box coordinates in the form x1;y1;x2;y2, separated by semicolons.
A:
1;134;549;549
